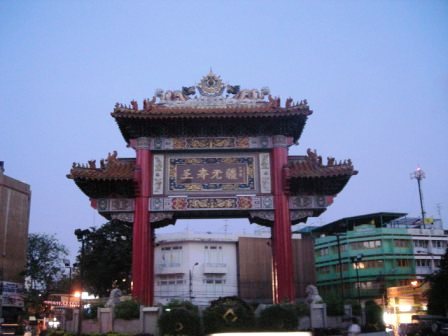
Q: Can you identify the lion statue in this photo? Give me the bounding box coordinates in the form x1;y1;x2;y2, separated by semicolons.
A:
305;284;323;304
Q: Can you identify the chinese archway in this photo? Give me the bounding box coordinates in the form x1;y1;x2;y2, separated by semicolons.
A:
68;71;357;305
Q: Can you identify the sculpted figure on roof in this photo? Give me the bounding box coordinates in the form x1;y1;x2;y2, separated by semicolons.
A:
112;71;316;111
156;88;192;102
233;87;270;100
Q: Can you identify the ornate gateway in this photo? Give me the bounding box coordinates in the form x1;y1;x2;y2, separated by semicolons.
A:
68;71;357;305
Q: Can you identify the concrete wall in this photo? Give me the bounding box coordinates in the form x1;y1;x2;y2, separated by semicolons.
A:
0;170;31;283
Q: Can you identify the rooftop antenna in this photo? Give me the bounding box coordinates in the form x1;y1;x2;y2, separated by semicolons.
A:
437;203;443;227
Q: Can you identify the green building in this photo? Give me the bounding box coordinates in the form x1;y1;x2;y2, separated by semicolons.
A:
310;212;447;304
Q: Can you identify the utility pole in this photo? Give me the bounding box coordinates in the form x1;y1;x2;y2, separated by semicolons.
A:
335;234;345;302
189;262;199;301
410;166;426;225
74;229;90;336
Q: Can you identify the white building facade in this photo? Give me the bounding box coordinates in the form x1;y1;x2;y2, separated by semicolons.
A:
154;231;240;307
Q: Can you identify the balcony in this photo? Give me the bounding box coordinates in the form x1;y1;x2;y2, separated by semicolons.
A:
416;266;433;275
156;262;183;274
203;262;227;274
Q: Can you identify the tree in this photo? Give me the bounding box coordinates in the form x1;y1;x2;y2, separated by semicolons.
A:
24;233;69;294
76;220;132;297
426;247;448;315
23;233;69;317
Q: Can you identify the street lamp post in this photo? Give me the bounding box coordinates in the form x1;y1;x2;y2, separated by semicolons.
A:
335;233;345;302
189;262;199;301
63;259;73;290
410;166;426;225
350;254;364;305
74;229;90;336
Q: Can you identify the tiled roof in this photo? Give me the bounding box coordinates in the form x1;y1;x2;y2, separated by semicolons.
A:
67;152;136;198
111;104;311;119
286;150;357;178
285;149;357;195
67;152;135;181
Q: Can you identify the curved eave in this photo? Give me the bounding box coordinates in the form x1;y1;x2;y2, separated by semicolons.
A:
287;173;357;195
71;177;136;199
111;107;311;143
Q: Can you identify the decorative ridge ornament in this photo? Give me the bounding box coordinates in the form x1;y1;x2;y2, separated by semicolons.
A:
197;69;226;97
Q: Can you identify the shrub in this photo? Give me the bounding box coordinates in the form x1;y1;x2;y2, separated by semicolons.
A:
83;303;104;319
258;304;298;331
163;299;199;314
295;301;310;317
364;300;385;331
114;299;140;320
158;307;201;336
202;296;255;334
322;292;344;316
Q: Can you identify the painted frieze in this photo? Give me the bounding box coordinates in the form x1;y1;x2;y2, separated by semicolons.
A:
167;155;256;194
151;136;272;151
150;195;274;212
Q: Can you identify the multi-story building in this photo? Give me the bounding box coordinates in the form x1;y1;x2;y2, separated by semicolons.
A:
309;212;447;304
154;230;315;306
0;162;31;321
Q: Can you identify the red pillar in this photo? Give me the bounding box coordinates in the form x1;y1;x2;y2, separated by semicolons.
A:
133;137;154;306
271;135;295;303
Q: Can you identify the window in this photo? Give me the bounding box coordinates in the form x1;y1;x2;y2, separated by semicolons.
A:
316;247;329;256
351;240;381;250
416;259;431;267
161;245;183;267
433;240;445;248
156;274;185;295
203;274;226;295
204;245;224;265
318;266;332;274
332;244;347;254
397;259;410;267
394;239;409;248
335;263;349;272
360;260;384;269
414;240;428;248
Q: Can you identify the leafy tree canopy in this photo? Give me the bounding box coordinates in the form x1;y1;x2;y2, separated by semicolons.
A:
426;247;448;315
76;220;132;297
24;233;69;294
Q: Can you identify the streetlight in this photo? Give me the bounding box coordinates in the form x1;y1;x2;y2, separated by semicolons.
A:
334;233;346;302
63;259;74;289
350;254;364;305
189;262;199;301
74;228;90;336
410;166;426;225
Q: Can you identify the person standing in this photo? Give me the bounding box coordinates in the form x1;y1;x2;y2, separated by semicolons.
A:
348;318;361;336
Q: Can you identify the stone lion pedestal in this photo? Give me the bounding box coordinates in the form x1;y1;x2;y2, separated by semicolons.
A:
306;284;327;329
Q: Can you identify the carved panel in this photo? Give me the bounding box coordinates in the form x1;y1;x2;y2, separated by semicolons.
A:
97;198;135;212
289;195;329;209
150;212;174;223
136;137;151;150
111;213;134;223
259;153;271;194
152;154;164;195
149;136;273;150
272;135;288;147
150;196;274;212
290;210;314;221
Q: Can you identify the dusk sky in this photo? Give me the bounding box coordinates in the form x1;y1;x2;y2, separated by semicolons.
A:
1;1;447;259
